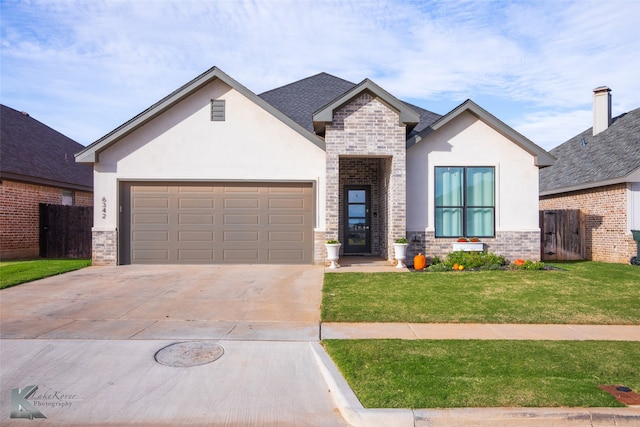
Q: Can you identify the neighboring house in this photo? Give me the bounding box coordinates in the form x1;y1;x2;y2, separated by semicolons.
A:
0;105;94;260
540;87;640;263
76;67;554;266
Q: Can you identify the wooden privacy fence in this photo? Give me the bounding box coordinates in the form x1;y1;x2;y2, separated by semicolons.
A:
40;204;93;259
539;209;585;261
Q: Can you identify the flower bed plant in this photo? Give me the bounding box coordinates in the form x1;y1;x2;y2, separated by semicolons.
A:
426;250;507;271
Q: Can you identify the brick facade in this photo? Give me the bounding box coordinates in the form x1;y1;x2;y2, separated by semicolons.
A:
540;183;636;263
92;229;118;265
0;179;93;260
324;93;406;261
406;230;541;263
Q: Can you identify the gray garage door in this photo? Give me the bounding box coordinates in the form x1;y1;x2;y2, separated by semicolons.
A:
121;182;313;264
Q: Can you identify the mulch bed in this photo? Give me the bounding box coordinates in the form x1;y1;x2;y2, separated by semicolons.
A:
599;385;640;406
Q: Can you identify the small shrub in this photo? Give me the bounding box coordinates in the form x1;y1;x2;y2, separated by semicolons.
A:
427;262;451;272
444;251;507;270
394;237;409;244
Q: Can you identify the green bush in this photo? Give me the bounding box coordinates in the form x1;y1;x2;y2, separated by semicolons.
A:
443;250;507;270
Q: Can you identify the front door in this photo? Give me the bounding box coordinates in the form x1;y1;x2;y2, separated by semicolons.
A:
344;186;371;254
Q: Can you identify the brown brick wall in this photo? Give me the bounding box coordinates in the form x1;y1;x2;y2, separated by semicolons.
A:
0;179;93;260
540;184;635;263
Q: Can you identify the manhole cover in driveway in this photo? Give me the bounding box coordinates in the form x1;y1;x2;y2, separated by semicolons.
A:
155;341;224;367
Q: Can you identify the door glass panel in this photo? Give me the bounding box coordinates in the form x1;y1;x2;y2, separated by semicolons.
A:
345;188;370;252
348;190;365;203
348;204;366;217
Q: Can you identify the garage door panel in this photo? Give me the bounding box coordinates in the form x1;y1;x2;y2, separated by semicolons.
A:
269;214;306;225
269;231;304;242
132;249;169;261
224;214;259;225
223;249;259;261
269;198;305;209
178;249;214;260
179;198;214;208
224;231;259;242
134;213;169;224
127;182;312;264
179;213;215;224
133;231;169;242
269;250;304;261
179;231;214;242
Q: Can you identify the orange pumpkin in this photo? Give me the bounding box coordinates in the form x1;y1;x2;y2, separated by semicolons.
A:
414;253;427;270
514;259;526;266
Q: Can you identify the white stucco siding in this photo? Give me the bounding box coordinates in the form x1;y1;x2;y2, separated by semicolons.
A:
92;78;326;229
407;111;540;232
629;180;640;232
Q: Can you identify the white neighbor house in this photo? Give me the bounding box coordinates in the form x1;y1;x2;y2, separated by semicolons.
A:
76;67;554;265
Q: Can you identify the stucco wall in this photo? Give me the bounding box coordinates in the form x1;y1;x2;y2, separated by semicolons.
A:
0;179;93;260
540;183;637;263
407;111;541;260
91;79;326;264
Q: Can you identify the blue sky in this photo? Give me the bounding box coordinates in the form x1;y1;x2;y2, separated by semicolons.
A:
1;0;639;150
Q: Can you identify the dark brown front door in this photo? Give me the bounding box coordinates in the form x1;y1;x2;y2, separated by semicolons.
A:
344;186;371;254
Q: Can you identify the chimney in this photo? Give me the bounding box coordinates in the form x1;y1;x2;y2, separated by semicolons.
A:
592;86;611;136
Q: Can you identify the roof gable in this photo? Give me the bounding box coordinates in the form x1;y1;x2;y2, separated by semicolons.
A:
76;67;325;163
0;104;93;191
408;99;555;167
539;107;640;194
311;79;421;135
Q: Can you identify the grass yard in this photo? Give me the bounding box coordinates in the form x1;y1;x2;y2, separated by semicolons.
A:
322;261;640;324
0;259;91;289
323;339;640;408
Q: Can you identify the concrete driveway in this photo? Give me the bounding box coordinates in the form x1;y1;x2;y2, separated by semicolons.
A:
1;264;323;341
0;264;350;426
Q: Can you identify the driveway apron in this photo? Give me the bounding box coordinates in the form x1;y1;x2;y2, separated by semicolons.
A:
0;265;349;426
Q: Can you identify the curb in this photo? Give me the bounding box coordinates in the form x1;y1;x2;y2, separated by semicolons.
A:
310;342;414;427
310;342;640;427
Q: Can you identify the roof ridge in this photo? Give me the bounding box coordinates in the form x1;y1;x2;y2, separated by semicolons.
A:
258;72;355;96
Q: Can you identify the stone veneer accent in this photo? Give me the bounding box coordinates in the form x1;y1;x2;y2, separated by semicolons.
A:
540;183;636;263
0;179;93;259
314;230;326;265
92;229;118;265
407;230;541;264
324;93;406;261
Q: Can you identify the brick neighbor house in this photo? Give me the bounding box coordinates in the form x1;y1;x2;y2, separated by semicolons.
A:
539;87;640;263
76;67;554;265
0;104;93;260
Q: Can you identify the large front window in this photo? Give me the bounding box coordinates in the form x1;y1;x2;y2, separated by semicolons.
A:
435;166;495;238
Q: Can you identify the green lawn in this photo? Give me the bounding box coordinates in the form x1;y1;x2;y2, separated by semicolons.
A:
323;339;640;408
322;262;640;324
0;259;91;289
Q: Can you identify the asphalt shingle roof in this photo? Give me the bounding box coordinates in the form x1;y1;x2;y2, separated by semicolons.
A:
258;72;441;135
539;107;640;193
0;104;93;190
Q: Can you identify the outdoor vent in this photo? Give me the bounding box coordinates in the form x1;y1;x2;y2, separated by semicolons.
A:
211;99;225;121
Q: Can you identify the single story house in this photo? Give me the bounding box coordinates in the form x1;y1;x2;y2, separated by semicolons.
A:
540;87;640;263
76;67;554;265
1;104;93;260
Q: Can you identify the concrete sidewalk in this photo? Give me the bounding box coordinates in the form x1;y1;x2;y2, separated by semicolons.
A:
321;322;640;340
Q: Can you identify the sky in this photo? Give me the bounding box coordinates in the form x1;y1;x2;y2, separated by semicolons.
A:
1;0;639;151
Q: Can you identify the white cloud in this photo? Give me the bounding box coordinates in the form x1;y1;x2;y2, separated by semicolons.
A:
1;0;638;149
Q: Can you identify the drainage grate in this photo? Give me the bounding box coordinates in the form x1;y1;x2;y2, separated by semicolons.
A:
155;341;224;367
